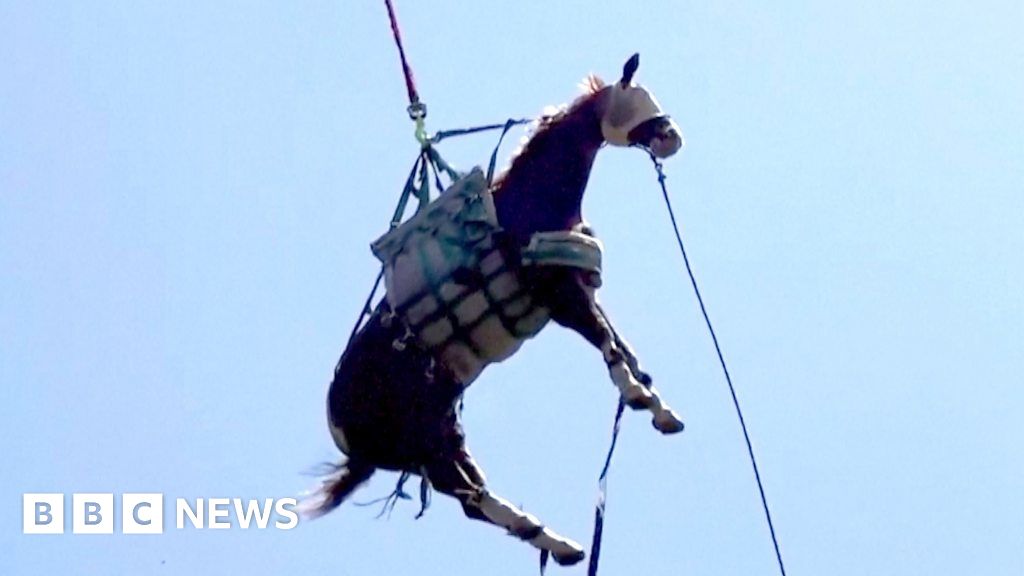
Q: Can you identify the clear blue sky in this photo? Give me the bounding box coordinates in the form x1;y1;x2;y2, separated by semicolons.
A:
2;1;1022;574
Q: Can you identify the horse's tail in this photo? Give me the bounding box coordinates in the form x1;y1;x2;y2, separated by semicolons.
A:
299;460;375;519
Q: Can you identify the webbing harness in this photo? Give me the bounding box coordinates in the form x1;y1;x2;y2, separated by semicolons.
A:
372;168;603;385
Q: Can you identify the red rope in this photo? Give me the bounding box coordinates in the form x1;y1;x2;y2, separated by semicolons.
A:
383;0;422;112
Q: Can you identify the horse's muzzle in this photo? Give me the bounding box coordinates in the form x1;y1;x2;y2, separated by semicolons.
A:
628;115;683;159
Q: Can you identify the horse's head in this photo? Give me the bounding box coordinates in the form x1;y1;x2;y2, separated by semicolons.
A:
599;54;683;159
492;56;684;238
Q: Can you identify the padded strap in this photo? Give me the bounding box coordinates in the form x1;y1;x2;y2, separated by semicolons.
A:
521;230;604;275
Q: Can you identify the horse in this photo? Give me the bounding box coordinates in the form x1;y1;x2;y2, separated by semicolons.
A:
306;54;685;566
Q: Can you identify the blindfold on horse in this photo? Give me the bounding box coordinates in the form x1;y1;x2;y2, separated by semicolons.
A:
306;53;685;566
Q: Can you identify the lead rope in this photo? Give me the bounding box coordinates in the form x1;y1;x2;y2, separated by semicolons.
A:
586;153;788;576
640;151;788;576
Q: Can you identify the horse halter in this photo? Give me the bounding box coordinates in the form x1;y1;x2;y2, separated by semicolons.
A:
600;54;683;159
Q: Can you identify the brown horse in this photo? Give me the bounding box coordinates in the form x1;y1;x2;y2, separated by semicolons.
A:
307;54;685;565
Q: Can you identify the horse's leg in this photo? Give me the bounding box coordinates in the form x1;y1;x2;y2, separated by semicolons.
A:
424;451;586;566
600;305;684;433
542;271;684;434
597;302;651;385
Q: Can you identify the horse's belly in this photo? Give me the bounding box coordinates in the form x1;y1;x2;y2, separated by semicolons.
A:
328;309;468;469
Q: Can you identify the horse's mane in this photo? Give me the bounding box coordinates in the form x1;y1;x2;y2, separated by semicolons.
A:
492;75;606;188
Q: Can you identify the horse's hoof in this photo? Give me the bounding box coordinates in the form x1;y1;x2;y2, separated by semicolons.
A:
535;530;585;566
552;545;586;566
653;409;685;434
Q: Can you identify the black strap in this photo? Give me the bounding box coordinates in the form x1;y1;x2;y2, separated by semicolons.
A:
487;118;525;184
391;155;425;226
432;118;531;145
587;399;626;576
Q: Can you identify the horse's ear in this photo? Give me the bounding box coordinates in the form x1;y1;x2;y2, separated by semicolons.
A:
620;53;640;86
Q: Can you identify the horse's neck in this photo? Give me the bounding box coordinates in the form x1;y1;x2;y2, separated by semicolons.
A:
493;108;604;245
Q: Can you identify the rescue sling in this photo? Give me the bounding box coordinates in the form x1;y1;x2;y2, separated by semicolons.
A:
371;168;603;383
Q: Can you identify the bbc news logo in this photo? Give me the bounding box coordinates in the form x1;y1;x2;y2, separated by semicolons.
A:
23;493;299;534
